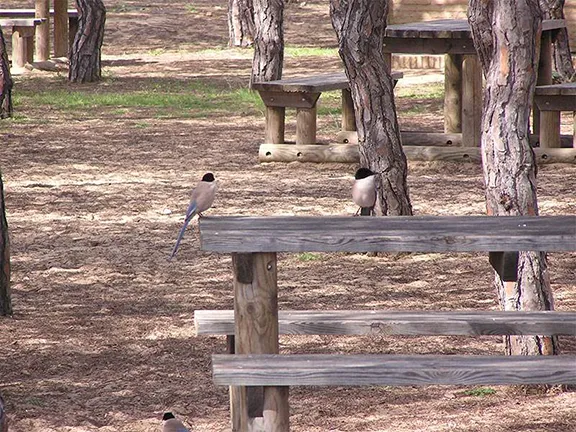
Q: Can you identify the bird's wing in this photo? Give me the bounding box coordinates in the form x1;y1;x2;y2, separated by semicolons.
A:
193;181;217;214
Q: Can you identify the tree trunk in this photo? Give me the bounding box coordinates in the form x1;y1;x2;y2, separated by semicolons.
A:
469;0;557;356
0;394;7;432
69;0;106;83
330;0;412;216
228;0;255;47
0;29;13;119
540;0;575;82
250;0;284;87
0;170;11;317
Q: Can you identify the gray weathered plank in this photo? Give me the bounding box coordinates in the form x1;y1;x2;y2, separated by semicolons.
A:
0;9;78;18
199;215;576;253
212;354;576;386
0;18;45;27
195;310;576;336
251;71;403;93
383;19;565;39
535;83;576;96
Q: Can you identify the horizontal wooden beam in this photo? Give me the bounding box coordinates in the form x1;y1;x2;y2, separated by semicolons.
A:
195;310;576;336
336;131;575;148
212;354;576;386
258;144;576;164
198;215;576;253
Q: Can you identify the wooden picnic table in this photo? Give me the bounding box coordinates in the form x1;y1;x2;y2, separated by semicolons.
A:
382;19;567;147
252;71;403;145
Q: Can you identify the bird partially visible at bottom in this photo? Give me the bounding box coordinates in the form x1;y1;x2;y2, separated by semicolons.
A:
352;167;376;216
169;172;217;259
162;412;190;432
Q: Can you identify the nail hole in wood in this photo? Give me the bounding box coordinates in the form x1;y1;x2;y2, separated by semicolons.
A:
266;151;272;157
297;152;302;157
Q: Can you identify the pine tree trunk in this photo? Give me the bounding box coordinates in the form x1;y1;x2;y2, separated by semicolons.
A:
540;0;575;82
330;0;412;216
228;0;255;47
250;0;284;87
0;170;11;317
469;0;558;356
0;29;13;119
69;0;106;83
0;393;7;432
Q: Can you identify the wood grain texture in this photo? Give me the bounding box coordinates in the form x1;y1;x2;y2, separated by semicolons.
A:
258;144;576;164
383;18;564;39
251;72;403;93
212;353;576;386
199;215;576;253
336;130;575;148
195;310;576;336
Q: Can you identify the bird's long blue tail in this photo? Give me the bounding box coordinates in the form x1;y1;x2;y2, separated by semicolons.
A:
169;202;197;259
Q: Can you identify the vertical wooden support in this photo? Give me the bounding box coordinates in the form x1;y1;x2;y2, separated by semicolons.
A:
35;0;50;61
535;32;553;135
444;53;462;134
539;111;562;148
11;29;27;68
296;107;317;144
265;107;285;144
231;253;289;432
54;0;69;57
341;89;356;132
383;52;392;74
462;55;482;147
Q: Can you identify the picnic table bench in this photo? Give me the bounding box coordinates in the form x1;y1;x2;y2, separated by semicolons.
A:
0;8;78;60
534;83;576;148
251;71;403;145
0;18;45;68
196;215;576;431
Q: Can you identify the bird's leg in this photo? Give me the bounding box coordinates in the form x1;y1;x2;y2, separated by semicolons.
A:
353;207;361;217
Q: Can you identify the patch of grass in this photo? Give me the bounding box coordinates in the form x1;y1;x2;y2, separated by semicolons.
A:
396;83;443;99
464;387;497;397
185;3;197;13
12;82;264;119
285;46;338;58
297;252;323;262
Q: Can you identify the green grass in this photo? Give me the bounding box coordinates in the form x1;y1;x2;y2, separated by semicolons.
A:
463;387;497;397
396;83;444;99
297;252;324;262
12;81;265;119
284;46;339;58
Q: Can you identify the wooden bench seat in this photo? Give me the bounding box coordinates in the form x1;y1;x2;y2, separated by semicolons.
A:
534;83;576;148
213;353;576;387
196;309;576;336
0;18;45;68
251;71;403;145
198;215;576;431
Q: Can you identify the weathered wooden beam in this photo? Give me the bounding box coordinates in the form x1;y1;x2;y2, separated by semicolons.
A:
53;0;69;57
232;253;289;431
199;215;576;253
34;0;50;61
195;310;576;337
259;143;576;164
336;131;574;148
213;354;576;386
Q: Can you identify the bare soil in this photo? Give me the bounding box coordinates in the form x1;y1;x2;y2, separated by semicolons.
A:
0;1;575;431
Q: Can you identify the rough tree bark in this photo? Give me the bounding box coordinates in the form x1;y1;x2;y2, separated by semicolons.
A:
0;29;13;119
250;0;284;87
0;394;7;432
330;0;412;216
469;0;557;356
228;0;255;47
69;0;106;83
0;169;11;317
540;0;575;82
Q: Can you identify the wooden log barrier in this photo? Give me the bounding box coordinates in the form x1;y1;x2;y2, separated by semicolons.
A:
336;130;575;148
259;144;576;164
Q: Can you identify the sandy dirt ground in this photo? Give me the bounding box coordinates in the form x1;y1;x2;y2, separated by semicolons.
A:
0;1;575;431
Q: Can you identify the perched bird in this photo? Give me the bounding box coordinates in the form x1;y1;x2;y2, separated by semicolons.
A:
169;172;217;259
162;412;190;432
352;167;376;216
